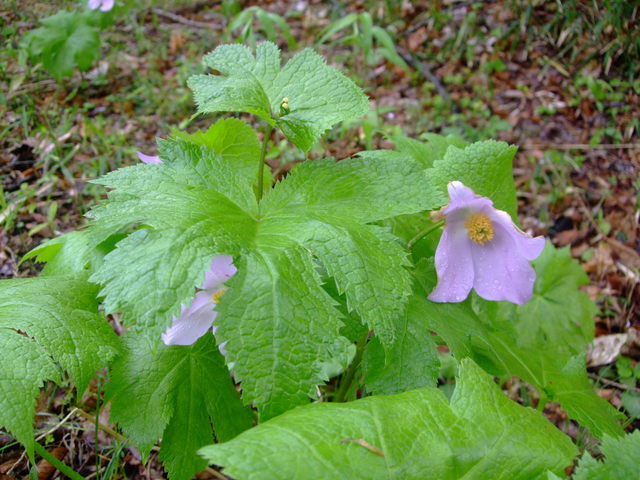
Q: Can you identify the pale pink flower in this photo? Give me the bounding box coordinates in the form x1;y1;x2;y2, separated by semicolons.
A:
428;181;545;305
161;256;236;346
136;151;162;164
88;0;114;12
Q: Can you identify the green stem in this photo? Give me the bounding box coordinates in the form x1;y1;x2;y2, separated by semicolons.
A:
407;220;445;249
33;442;86;480
95;375;102;478
536;395;548;412
334;330;370;403
256;123;274;202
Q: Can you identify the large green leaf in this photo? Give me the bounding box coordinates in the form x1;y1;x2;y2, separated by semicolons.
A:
188;42;369;151
214;247;351;420
84;126;443;419
363;295;440;394
0;276;119;460
200;359;576;479
260;152;444;223
108;333;252;480
88;145;257;329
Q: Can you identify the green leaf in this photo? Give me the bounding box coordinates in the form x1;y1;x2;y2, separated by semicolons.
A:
22;230;123;276
88;152;257;329
188;42;369;151
166;118;273;194
214;247;351;420
506;242;596;354
89;140;443;419
303;222;412;346
0;276;119;460
166;118;261;183
390;133;467;169
363;295;440;394
108;333;252;480
573;431;640;480
428;140;518;218
417;259;623;438
260;153;445;223
21;11;101;81
200;359;576;480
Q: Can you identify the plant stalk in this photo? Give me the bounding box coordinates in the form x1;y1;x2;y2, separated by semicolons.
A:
334;330;370;403
256;123;274;202
407;220;445;249
33;442;85;480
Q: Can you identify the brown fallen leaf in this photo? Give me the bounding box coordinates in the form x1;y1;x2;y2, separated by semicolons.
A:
37;446;67;480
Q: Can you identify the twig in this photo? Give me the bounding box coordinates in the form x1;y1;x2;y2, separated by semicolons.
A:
74;409;129;444
521;143;640;150
396;46;456;110
205;467;231;480
588;373;640;393
151;8;222;29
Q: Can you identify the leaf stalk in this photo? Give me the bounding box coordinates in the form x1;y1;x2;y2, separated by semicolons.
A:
407;220;445;249
256;123;274;202
334;330;370;403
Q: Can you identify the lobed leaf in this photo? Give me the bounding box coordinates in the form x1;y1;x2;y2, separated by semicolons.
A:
108;333;252;480
188;42;369;151
21;11;101;80
0;276;119;459
214;247;352;420
573;431;640;479
363;295;440;395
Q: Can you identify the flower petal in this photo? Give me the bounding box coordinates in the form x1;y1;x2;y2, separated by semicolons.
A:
490;209;545;261
469;223;537;305
202;255;237;291
443;181;494;218
428;221;475;303
137;151;162;164
100;0;115;11
161;291;218;346
88;0;101;9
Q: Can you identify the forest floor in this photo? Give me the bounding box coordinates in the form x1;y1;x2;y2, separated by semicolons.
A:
0;1;638;478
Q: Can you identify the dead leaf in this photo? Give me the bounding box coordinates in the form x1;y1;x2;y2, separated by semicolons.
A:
587;333;628;367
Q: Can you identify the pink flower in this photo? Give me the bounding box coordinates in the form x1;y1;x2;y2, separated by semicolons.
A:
136;151;162;164
88;0;114;11
162;256;237;346
428;181;545;305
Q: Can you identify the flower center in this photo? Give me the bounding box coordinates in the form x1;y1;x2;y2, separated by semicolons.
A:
212;290;225;304
464;213;494;244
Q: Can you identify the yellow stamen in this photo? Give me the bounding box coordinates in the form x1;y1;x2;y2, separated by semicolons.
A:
212;290;225;304
464;213;494;244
